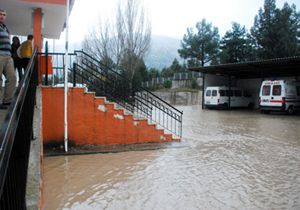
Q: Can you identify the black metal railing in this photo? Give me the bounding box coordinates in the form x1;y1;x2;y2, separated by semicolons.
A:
75;50;183;137
0;49;38;209
40;50;183;137
38;51;76;86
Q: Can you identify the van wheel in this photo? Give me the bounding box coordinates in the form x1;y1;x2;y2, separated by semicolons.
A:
248;102;254;109
287;106;294;115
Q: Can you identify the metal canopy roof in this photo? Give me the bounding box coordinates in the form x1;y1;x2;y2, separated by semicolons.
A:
189;56;300;79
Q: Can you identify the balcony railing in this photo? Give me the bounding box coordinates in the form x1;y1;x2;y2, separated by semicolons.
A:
0;49;38;209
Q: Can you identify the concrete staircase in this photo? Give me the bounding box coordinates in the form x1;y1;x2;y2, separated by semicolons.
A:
42;87;179;146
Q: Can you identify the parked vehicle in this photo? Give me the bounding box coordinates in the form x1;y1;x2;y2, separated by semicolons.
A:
204;86;253;109
259;80;300;114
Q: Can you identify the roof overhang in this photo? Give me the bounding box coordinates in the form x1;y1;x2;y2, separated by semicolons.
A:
0;0;75;39
189;56;300;79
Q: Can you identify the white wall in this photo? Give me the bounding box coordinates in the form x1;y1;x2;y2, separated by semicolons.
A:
237;79;262;108
204;74;237;90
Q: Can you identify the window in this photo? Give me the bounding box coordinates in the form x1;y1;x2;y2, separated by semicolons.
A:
262;85;271;96
212;90;217;96
235;90;242;97
219;90;227;96
206;90;211;96
272;85;281;96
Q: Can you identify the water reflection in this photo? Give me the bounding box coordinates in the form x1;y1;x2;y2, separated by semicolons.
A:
44;106;300;210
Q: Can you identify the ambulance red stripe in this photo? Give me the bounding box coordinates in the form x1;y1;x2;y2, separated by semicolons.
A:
270;100;283;103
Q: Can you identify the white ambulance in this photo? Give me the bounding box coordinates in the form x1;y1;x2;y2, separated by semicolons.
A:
204;86;253;109
259;80;300;114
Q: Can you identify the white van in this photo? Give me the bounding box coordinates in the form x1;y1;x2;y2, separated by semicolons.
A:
259;80;300;114
204;86;253;109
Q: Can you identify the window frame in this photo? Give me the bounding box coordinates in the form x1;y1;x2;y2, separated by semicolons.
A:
212;90;217;97
272;85;282;96
206;90;211;96
262;85;271;96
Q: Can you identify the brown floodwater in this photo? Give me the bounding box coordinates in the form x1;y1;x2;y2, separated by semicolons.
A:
44;106;300;210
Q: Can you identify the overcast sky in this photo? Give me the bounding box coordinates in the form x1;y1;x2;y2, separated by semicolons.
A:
58;0;300;44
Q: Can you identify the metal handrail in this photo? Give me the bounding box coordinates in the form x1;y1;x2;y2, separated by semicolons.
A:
0;49;38;209
74;50;183;114
74;50;183;137
74;63;153;115
40;50;183;137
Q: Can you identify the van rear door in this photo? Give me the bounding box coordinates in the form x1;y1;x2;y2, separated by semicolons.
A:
270;83;284;109
210;89;219;105
260;83;272;107
260;81;284;109
204;89;212;105
205;88;219;106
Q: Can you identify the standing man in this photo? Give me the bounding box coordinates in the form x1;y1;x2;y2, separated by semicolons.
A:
20;34;33;70
0;8;16;109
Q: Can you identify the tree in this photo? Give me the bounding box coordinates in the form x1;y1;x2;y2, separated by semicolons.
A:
178;19;220;67
130;58;148;88
117;0;151;83
148;68;160;78
160;67;173;77
160;58;184;77
169;58;183;73
274;3;300;56
83;21;115;68
251;0;300;59
220;22;254;63
251;0;277;59
83;0;151;85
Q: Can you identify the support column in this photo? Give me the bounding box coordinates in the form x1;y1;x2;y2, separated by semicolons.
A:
228;75;231;109
202;73;205;109
33;8;42;52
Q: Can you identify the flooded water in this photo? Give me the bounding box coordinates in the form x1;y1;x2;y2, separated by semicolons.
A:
44;106;300;210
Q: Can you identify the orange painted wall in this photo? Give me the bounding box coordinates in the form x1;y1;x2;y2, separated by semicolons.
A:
21;0;66;5
42;87;175;146
33;8;42;52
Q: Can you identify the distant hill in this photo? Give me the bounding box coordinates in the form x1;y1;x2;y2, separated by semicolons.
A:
145;35;182;70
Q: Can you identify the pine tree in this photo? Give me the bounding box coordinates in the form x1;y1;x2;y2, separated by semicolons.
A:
220;22;253;63
178;19;220;67
251;0;300;58
274;3;300;57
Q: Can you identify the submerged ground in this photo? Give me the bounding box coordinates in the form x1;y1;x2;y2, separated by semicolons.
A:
44;106;300;210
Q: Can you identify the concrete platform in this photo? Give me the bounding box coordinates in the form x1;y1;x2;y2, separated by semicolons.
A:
26;87;42;210
0;87;42;209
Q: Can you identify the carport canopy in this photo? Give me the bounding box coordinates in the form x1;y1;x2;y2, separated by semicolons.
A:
189;56;300;79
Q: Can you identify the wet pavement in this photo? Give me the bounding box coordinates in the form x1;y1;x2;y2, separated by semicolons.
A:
44;106;300;210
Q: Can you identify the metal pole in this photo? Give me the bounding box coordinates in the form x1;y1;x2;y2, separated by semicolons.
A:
202;73;205;109
45;41;48;85
64;0;70;152
73;63;76;87
228;75;231;109
52;39;55;86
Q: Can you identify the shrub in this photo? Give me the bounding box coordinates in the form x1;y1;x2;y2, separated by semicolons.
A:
191;78;199;89
163;80;172;89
